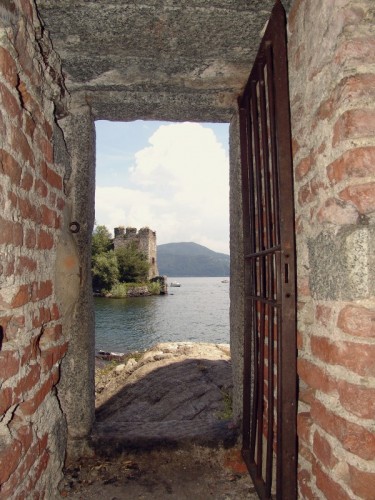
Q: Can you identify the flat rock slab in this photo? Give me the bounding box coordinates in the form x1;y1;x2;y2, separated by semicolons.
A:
92;342;237;452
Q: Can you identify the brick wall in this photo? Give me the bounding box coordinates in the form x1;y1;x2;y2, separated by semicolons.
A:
0;1;68;497
288;0;375;498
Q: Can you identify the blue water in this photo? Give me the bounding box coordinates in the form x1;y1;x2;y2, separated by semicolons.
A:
95;277;229;353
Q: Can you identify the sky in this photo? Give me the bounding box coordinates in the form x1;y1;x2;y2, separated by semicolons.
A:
95;120;230;254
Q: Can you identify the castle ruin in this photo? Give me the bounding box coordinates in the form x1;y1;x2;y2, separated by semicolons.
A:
113;226;159;279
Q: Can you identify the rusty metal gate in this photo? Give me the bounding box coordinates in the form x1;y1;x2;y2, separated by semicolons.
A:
238;1;297;498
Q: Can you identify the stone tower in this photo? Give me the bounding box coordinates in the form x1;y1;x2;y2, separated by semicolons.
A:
113;226;159;279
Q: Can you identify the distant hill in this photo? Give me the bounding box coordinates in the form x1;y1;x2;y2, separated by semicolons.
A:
157;242;230;277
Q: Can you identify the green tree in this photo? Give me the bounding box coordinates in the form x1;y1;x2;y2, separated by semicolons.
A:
115;242;150;283
92;225;113;256
92;251;119;292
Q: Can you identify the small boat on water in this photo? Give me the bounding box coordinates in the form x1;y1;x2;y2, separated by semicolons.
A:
170;282;181;287
221;279;229;283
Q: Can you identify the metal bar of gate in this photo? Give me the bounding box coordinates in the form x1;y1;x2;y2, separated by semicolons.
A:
239;1;297;499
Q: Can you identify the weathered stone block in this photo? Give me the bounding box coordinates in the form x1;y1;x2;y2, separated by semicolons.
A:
308;226;375;300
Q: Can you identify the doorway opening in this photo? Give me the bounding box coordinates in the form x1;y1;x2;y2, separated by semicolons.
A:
91;119;235;451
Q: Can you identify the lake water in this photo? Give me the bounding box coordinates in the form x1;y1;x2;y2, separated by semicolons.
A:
95;277;229;354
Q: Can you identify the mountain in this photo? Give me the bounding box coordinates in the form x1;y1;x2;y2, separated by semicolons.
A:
157;242;230;277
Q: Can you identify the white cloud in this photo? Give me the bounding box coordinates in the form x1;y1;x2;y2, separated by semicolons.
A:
95;122;229;254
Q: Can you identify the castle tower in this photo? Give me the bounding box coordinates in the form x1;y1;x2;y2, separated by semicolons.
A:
113;226;159;279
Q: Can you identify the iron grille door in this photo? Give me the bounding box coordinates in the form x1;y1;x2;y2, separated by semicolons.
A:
238;1;297;498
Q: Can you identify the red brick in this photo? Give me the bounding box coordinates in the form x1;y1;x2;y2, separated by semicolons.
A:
334;37;375;65
0;83;21;124
36;134;53;164
26;449;50;492
10;125;35;167
296;152;315;181
0;213;20;246
21;337;40;365
299;386;316;406
24;113;36;139
0;350;22;380
297;412;313;445
317;75;375;124
16;425;33;453
317;197;358;225
16;81;43;123
0;387;13;414
31;280;53;302
299;443;314;464
40;204;60;229
298;468;315;500
297;358;335;395
18;375;54;416
339;182;375;214
37;229;54;250
0;438;23;484
1;314;25;341
333;109;375;146
41;163;62;190
337;73;375;108
7;190;17;209
348;464;375;499
1;439;39;499
21;171;34;191
4;258;15;277
40;342;68;372
25;227;36;249
298;177;325;206
32;307;52;328
11;284;30;308
49;191;56;206
313;460;352;500
292;138;300;157
327;148;375;185
18;0;34;19
56;197;65;211
337;304;375;338
14;24;37;83
316;96;333;122
338;380;375;420
313;431;338;470
0;149;22;184
315;305;332;327
34;179;48;198
0;47;18;86
310;335;375;377
16;256;37;275
18;196;39;222
14;364;41;397
50;303;60;321
296;330;303;350
311;399;375;461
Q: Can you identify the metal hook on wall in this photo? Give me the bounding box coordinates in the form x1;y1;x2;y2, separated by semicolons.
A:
69;221;80;234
